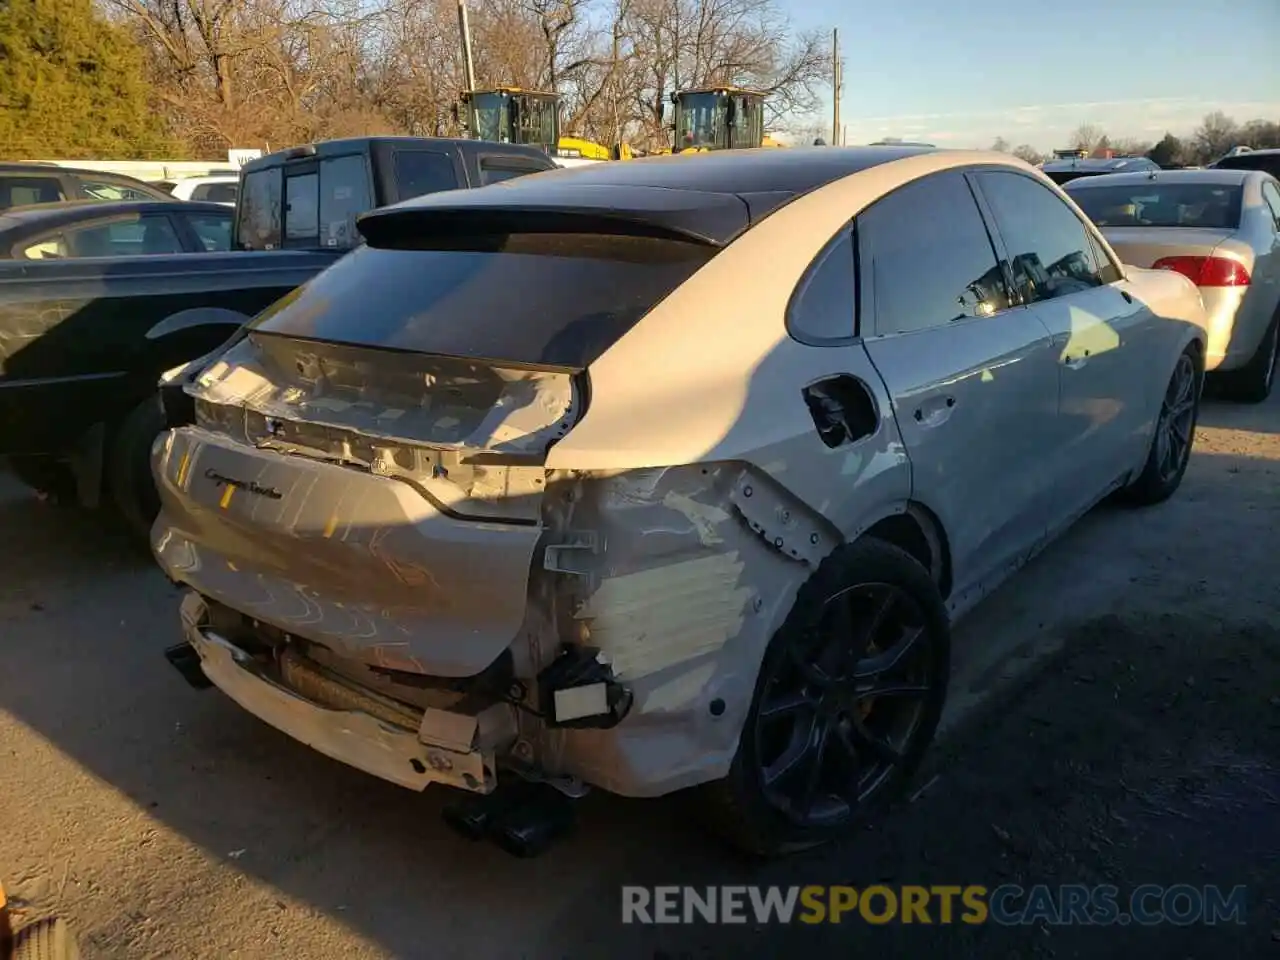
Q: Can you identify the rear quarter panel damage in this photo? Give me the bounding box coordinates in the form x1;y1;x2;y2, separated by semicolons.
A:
534;158;1028;793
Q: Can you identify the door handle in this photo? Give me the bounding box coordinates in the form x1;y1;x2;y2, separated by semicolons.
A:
1120;289;1134;304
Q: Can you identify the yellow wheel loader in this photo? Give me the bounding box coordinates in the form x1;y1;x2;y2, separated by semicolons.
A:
665;87;783;154
457;87;633;164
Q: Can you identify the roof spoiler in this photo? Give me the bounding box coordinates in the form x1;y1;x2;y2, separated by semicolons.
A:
356;182;751;247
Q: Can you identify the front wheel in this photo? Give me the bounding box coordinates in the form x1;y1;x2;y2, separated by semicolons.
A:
1121;345;1202;507
700;537;951;856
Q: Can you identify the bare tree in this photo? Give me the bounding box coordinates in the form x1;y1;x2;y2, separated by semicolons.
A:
1109;137;1152;157
1012;144;1043;165
1070;123;1105;153
990;136;1009;152
1193;110;1239;163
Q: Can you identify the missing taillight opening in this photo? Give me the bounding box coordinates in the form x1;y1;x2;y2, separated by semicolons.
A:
1153;255;1251;287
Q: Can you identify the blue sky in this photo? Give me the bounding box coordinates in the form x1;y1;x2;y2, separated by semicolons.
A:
783;0;1280;149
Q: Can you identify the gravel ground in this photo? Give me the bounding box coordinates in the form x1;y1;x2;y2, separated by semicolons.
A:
0;390;1277;959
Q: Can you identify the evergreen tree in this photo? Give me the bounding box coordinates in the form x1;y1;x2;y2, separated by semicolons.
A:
0;0;177;159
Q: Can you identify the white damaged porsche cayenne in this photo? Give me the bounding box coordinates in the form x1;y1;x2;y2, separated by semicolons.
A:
151;146;1209;856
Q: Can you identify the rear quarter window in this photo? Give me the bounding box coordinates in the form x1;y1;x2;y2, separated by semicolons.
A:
250;232;716;369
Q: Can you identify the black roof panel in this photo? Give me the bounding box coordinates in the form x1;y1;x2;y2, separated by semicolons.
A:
483;144;936;195
242;136;553;174
359;145;939;246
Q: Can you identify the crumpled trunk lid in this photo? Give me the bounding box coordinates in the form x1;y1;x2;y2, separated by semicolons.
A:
151;331;580;677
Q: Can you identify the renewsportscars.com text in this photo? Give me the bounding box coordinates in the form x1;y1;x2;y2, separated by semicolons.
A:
621;884;1248;926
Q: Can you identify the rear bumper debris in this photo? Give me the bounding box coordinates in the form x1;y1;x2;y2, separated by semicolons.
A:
178;591;516;794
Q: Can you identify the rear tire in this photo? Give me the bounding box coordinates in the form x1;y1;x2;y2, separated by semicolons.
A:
107;395;166;543
1219;311;1278;404
11;917;80;960
699;536;950;857
1122;345;1201;506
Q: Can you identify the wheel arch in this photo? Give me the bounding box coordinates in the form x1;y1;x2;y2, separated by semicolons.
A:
859;501;952;599
141;308;249;382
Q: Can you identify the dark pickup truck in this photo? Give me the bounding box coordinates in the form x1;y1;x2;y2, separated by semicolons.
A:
0;136;558;535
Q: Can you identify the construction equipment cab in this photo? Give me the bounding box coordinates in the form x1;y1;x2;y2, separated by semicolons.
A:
458;87;631;163
670;87;767;152
459;88;561;153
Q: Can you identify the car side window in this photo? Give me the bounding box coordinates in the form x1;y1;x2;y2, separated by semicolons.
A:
1086;232;1123;285
393;151;459;199
1261;181;1280;231
79;178;157;201
16;235;69;260
318;155;372;248
786;228;856;343
2;176;66;209
60;214;184;257
858;171;1010;336
284;172;320;240
976;171;1105;304
185;214;234;251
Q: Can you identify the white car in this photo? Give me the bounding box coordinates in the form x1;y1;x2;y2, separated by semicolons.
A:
1067;168;1280;402
167;175;238;206
152;147;1208;857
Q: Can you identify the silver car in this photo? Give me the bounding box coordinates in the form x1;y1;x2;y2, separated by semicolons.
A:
152;148;1208;856
1067;169;1280;402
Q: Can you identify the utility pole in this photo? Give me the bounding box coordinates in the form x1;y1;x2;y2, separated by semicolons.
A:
457;0;477;93
831;28;841;146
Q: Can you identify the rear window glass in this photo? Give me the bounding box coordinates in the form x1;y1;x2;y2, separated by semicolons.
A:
1068;183;1243;229
250;233;715;369
193;182;238;204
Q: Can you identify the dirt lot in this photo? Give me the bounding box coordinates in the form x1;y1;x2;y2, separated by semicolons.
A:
1;391;1277;959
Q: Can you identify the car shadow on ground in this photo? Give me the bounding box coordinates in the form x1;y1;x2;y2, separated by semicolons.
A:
0;422;1276;958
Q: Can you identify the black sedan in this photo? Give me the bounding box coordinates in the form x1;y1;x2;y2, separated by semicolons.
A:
0;200;234;260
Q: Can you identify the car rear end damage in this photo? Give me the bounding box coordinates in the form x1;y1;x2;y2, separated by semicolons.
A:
151;187;838;815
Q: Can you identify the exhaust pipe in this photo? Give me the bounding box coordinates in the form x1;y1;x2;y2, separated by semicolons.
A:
441;782;576;857
164;642;213;690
